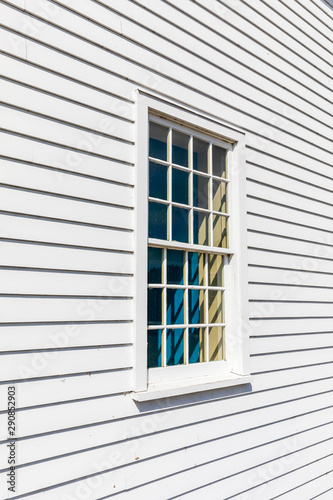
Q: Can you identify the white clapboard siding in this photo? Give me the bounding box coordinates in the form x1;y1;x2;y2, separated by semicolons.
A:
247;181;333;221
250;334;333;354
156;0;332;101
0;321;133;352
4;394;333;470
246;140;333;181
0;78;134;142
0;186;134;230
0;159;134;200
253;365;333;392
0;370;133;411
0;241;133;273
248;266;333;288
3;378;332;442
247;165;333;208
154;444;333;500
249;283;333;303
2;9;333;163
0;346;131;383
251;348;333;373
0;360;328;412
277;0;333;40
249;301;333;320
0;297;133;324
248;316;333;336
0;345;132;382
0;131;134;182
0;214;133;251
247;232;333;262
7;421;333;498
0;35;135;102
0;53;135;122
183;0;332;80
0;270;133;297
238;455;333;500
26;0;333;77
0;0;332;497
247;152;333;191
247;198;333;236
0;105;133;163
248;216;333;249
20;0;333;137
248;250;333;276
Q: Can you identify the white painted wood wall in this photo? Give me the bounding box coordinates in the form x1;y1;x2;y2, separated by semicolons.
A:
0;0;332;498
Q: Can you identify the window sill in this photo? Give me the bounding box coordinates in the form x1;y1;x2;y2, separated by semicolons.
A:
132;373;252;401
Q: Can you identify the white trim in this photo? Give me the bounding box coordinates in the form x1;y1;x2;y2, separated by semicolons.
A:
132;374;253;402
133;89;250;398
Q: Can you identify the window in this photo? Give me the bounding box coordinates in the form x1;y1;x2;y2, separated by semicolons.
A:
147;120;228;371
133;91;251;400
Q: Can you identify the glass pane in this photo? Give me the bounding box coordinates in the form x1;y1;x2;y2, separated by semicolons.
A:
193;173;209;209
172;130;189;167
212;179;227;213
188;289;205;324
209;326;224;361
149;161;168;200
149;201;168;240
213;214;228;248
167;288;184;325
189;327;206;364
188;252;205;286
193;210;209;246
148;288;163;325
172;206;189;243
167;249;184;284
148;247;163;284
172;168;189;205
193;138;208;173
208;290;223;324
149;122;168;161
208;254;223;287
147;329;163;368
167;328;184;366
212;145;227;178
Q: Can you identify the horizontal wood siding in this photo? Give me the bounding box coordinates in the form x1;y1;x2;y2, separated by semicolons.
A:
0;0;332;498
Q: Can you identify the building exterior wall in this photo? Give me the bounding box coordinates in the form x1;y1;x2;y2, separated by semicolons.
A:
0;0;332;498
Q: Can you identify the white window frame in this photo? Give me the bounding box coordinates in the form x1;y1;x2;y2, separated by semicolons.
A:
133;90;251;401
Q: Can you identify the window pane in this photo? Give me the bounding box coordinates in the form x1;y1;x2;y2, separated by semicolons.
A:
149;122;168;161
149;161;168;200
208;254;223;287
172;206;189;243
213;214;228;248
172;168;189;205
212;179;227;213
148;247;163;284
172;130;189;167
189;327;206;364
188;289;205;324
209;326;224;361
188;252;205;286
149;201;168;240
193;210;209;246
148;288;163;325
148;329;163;368
167;288;184;325
208;290;223;324
167;249;184;284
193;138;208;173
193;173;209;209
212;145;227;178
167;328;184;366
